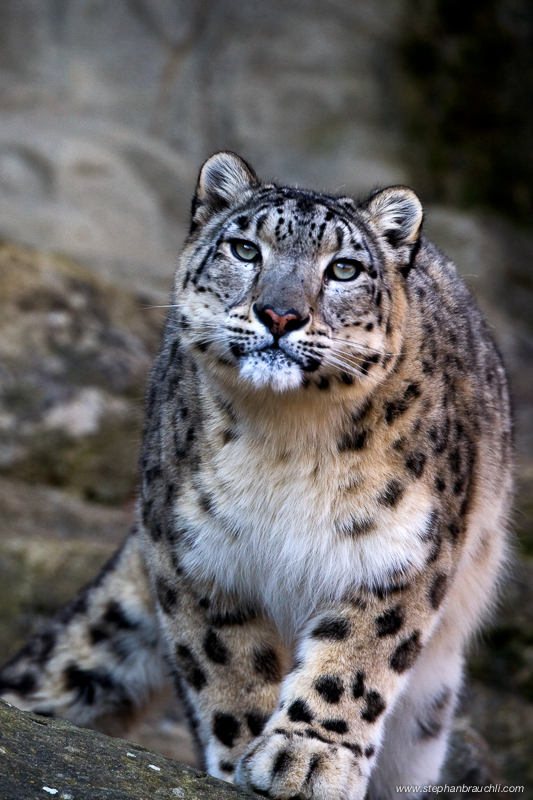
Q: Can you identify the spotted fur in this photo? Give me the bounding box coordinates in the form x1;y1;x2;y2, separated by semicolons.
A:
0;152;512;799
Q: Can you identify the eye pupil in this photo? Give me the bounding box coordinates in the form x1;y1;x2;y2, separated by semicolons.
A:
231;240;260;262
329;259;361;281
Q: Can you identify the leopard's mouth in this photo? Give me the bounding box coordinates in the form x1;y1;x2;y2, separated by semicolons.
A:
237;346;305;392
259;340;320;373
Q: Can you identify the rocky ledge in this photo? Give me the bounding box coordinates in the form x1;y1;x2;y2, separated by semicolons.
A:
0;699;504;799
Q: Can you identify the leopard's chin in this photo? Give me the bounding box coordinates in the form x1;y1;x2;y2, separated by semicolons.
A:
238;348;303;392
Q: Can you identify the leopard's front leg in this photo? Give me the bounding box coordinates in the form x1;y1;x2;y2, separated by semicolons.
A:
236;574;443;800
152;566;291;781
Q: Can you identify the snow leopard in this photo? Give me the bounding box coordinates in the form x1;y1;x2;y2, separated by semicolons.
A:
0;152;512;799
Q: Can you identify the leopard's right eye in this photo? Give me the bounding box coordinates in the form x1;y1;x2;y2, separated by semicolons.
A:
230;239;261;263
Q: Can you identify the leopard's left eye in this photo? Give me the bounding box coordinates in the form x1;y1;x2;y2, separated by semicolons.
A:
327;259;362;281
230;239;261;263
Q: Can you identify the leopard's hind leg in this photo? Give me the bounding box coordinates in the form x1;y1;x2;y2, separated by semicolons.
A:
367;509;507;798
0;530;167;735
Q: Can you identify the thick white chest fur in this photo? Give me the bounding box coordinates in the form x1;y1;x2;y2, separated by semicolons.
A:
178;419;432;639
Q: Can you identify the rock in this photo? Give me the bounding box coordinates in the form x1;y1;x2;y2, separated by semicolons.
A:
0;1;408;292
0;476;132;659
0;699;254;800
0;241;163;505
0;115;195;296
0;699;504;798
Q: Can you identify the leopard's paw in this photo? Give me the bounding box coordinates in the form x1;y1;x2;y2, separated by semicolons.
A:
235;727;368;800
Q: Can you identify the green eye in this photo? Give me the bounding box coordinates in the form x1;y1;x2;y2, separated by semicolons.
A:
328;259;362;281
230;239;260;262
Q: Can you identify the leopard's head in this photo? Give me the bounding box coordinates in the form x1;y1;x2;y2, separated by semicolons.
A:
176;152;423;395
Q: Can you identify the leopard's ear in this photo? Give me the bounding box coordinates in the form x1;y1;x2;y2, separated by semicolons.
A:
360;186;423;248
190;151;259;232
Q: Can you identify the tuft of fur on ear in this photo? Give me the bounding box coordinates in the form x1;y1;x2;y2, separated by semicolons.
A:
360;186;423;275
190;151;259;232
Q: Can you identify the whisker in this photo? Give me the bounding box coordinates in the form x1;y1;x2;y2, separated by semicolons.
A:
321;352;385;386
329;338;402;357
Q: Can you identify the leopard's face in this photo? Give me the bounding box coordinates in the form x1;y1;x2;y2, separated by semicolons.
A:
175;153;422;394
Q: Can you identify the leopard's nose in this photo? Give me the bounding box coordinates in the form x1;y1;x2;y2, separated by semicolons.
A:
254;305;308;337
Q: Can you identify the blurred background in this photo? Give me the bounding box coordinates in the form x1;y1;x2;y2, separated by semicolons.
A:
0;0;531;788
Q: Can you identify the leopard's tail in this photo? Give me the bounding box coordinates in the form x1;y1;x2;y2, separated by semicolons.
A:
0;530;167;735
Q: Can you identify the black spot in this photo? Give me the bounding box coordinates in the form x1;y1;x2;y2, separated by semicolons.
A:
342;742;363;756
203;630;230;665
405;451;426;479
102;601;137;630
156;577;178;615
339;371;354;385
222;428;238;445
31;630;57;667
253;645;282;683
453;476;466;495
317;376;330;390
64;664;119;707
375;605;404;637
145;464;162;484
272;749;292;775
338;428;368;451
311;616;351;640
351;399;373;423
428;573;448;610
314;675;344;703
435;476;446;493
361;690;386;723
384;383;421;424
213;712;240;747
306;753;322;782
365;745;375;757
360;354;380;374
175;644;207;690
209;607;256;627
246;711;269;737
89;624;109;645
0;671;36;696
142;499;153;527
346;518;374;537
370;581;409;601
390;631;423;674
352;670;365;699
219;761;235;773
429;418;450;454
89;600;139;645
447;519;461;542
448;447;461;475
377;479;404;507
322;718;349;734
199;494;214;514
150;520;164;542
165;482;177;506
288;699;314;723
305;728;332;744
416;689;451;741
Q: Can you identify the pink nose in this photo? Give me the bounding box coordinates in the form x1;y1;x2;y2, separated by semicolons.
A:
261;308;300;337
